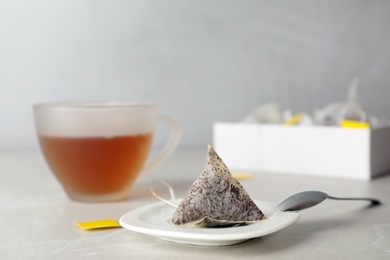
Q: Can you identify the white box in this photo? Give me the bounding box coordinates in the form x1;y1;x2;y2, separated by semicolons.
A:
213;122;390;180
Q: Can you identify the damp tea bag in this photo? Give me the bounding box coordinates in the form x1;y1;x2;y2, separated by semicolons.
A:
171;145;266;227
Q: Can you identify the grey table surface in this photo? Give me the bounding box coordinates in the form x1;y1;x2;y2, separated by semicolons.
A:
1;148;389;259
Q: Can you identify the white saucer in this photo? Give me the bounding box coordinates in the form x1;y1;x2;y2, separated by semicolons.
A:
119;199;300;246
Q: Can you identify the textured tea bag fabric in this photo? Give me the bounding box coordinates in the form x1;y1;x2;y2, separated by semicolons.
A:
171;145;265;227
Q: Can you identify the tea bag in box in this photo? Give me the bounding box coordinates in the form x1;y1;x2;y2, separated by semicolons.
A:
338;77;367;123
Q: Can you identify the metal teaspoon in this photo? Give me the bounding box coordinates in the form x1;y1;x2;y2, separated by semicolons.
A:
277;190;381;212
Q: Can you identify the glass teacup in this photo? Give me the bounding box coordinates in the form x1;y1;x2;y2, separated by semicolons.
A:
33;101;181;202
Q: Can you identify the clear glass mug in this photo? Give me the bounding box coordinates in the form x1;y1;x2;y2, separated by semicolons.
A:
33;101;181;202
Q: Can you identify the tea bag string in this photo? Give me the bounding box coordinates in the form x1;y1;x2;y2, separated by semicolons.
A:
150;179;178;208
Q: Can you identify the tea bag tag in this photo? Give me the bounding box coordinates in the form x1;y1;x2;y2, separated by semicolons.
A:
284;113;303;125
340;120;370;129
231;172;256;180
75;219;121;230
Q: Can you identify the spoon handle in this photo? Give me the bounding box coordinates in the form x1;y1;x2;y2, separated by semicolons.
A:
326;195;381;205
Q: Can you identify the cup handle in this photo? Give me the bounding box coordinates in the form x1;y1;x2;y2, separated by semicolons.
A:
139;115;181;177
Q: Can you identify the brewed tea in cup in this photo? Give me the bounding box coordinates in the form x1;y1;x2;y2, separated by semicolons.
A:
33;101;181;202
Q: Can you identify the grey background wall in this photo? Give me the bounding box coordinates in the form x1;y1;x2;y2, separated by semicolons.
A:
1;0;390;150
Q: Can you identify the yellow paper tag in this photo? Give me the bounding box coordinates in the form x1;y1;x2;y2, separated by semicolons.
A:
340;120;370;129
232;172;255;180
284;114;303;126
75;219;121;230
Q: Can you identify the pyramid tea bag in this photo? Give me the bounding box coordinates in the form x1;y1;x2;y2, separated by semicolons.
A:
171;145;266;227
